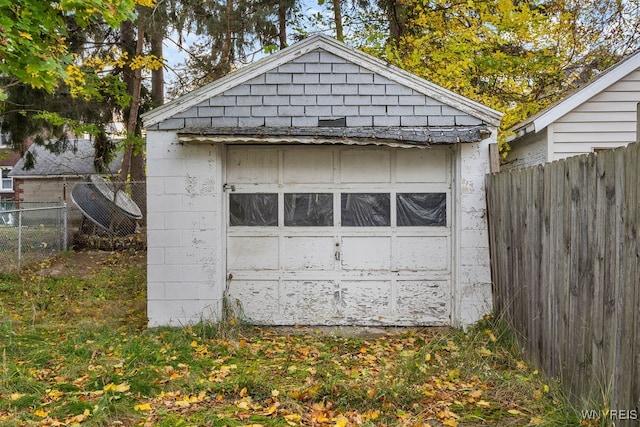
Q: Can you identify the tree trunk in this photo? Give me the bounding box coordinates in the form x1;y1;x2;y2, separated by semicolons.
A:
332;0;343;41
279;0;287;48
119;19;135;182
119;18;147;222
151;35;164;107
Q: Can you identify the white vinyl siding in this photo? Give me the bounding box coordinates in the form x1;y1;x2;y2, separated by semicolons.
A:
549;69;640;156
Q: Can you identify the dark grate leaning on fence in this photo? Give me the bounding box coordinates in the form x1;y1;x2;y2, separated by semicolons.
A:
0;201;68;270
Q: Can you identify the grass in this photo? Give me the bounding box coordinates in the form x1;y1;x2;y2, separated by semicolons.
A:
0;250;590;426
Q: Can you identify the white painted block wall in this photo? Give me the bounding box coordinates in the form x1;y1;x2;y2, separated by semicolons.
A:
146;131;224;327
454;135;495;327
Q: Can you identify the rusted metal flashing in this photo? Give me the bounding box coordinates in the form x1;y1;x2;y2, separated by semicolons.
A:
177;125;490;146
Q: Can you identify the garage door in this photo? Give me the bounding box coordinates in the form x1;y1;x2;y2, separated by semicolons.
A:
225;144;452;325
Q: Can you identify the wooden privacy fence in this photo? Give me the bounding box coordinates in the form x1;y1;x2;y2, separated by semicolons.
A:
486;143;639;414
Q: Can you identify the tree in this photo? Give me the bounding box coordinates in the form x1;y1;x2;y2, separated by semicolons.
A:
364;0;640;151
0;0;138;101
166;0;281;97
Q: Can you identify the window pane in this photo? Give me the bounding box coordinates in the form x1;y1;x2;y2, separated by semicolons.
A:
341;193;390;226
284;193;333;226
397;193;446;226
229;193;278;226
2;178;12;190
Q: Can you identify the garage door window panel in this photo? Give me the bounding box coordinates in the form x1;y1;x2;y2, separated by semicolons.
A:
341;193;390;226
397;193;446;226
229;193;278;226
284;193;333;226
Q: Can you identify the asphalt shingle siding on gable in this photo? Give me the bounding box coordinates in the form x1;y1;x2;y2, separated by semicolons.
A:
151;50;484;131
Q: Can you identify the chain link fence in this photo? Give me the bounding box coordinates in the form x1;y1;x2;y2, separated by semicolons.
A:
0;201;68;270
0;179;147;271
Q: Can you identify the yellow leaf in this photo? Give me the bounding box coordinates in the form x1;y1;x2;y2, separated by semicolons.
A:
47;389;63;399
543;384;549;393
284;413;302;425
477;400;491;408
271;389;280;397
485;329;497;342
364;410;379;420
103;383;117;392
448;369;460;380
34;409;48;418
508;409;522;415
478;347;492;356
135;403;152;411
529;417;544;425
10;393;25;401
469;389;482;399
263;405;278;415
443;419;458;427
115;383;130;393
334;415;348;427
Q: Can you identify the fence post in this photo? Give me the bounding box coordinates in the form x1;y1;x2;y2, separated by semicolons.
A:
63;202;68;251
17;209;22;268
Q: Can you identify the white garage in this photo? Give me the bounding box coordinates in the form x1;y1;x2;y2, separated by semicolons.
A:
143;35;502;328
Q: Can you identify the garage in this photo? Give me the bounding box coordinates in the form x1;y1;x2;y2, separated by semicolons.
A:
142;34;502;328
226;144;452;325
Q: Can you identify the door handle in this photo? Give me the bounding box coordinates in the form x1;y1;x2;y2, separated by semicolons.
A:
335;250;341;261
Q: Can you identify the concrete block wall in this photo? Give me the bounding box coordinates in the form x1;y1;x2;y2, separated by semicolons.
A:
454;135;495;328
146;131;224;327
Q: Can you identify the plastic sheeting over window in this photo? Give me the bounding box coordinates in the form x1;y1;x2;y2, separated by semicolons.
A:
397;193;446;226
229;193;278;226
341;193;390;226
284;193;333;226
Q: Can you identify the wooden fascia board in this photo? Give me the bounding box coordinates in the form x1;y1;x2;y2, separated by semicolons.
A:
143;35;503;128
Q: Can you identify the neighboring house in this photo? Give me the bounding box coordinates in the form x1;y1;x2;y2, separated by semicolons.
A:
0;132;24;202
9;139;121;223
142;35;503;328
505;50;640;169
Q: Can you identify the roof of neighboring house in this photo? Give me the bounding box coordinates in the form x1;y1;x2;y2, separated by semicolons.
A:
9;139;121;177
143;34;503;129
0;149;23;168
509;49;640;139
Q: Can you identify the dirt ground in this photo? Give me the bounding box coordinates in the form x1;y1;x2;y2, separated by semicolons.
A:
35;249;145;278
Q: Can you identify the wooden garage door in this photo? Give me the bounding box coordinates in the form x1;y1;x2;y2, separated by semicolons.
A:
225;144;452;325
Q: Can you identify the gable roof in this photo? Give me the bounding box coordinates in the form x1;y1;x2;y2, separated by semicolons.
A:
143;35;502;128
509;50;640;139
9;139;121;177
